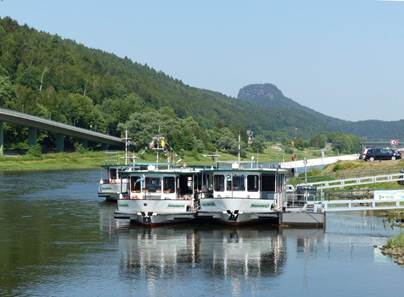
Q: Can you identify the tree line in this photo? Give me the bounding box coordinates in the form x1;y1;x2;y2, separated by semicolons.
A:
0;17;361;155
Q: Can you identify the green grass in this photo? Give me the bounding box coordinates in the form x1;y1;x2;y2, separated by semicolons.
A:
0;151;108;172
385;233;404;249
293;159;404;185
0;142;330;172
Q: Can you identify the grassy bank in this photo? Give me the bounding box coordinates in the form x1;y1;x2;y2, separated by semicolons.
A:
0;142;331;172
0;151;109;172
386;233;404;249
294;159;404;185
382;233;404;265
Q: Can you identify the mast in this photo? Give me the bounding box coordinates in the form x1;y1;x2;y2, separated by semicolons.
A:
124;129;129;165
237;131;241;163
156;141;159;163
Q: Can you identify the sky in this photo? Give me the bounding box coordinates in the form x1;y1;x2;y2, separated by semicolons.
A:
1;0;404;121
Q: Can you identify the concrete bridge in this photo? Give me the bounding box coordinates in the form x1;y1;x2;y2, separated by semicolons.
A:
0;108;123;154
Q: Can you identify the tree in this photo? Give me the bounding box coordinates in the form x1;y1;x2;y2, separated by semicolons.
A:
330;133;361;154
0;74;14;107
64;93;103;130
250;136;266;153
309;134;327;149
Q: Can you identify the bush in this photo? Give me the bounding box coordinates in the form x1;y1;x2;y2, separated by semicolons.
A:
74;143;88;154
27;144;42;158
385;233;404;249
332;161;362;172
284;147;294;155
250;136;266;153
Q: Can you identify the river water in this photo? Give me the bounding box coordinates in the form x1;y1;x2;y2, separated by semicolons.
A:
0;169;403;297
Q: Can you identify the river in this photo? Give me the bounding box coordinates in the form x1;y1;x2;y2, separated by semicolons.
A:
0;169;403;297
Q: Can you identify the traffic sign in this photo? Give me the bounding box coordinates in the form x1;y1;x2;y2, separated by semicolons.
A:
390;139;400;146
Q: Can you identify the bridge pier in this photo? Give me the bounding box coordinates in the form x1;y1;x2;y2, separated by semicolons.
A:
55;134;65;152
0;121;4;156
28;127;38;146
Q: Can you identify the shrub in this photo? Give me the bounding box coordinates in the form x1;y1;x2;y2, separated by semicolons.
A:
27;144;42;158
74;143;88;154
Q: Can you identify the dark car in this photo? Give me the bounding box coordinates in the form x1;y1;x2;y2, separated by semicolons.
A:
364;148;401;161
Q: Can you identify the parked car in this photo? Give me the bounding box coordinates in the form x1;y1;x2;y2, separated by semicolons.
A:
363;147;401;161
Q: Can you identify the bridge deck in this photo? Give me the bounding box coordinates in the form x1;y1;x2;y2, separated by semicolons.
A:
0;108;123;146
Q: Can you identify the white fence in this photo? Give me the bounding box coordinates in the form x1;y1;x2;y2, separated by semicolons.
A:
320;198;404;212
298;172;404;190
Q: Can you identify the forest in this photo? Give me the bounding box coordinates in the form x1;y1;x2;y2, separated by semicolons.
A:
0;17;361;156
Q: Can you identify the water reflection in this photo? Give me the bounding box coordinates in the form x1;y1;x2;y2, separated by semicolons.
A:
0;169;403;297
117;226;287;280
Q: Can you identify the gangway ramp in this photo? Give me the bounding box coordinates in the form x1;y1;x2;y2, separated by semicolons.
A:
297;172;404;190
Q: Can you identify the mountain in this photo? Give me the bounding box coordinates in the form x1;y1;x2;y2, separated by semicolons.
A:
238;83;404;140
0;17;262;138
238;83;345;135
0;16;403;153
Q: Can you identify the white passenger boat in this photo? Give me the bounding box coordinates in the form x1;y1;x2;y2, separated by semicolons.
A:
98;165;130;201
196;163;287;225
114;165;201;226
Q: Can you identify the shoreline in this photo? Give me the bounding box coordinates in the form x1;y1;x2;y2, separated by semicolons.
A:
381;233;404;265
0;151;110;172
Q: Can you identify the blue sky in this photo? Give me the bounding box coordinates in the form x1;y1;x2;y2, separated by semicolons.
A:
1;0;404;121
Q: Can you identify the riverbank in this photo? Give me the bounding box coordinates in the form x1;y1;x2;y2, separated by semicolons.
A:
0;151;109;172
382;233;404;265
0;144;330;172
317;159;403;179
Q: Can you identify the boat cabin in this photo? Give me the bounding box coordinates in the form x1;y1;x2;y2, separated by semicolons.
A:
199;168;287;200
122;168;201;200
100;165;131;185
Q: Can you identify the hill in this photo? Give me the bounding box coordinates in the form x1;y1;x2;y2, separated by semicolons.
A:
0;17;270;152
238;83;404;140
237;83;344;134
0;17;402;155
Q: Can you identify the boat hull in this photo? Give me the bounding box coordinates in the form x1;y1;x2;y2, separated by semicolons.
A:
197;198;279;225
114;199;195;225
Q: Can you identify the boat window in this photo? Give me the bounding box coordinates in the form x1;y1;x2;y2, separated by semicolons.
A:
130;176;141;192
214;175;225;192
109;168;117;180
261;174;275;192
178;175;193;195
163;177;175;193
247;175;259;192
145;177;161;193
232;175;245;191
226;175;232;191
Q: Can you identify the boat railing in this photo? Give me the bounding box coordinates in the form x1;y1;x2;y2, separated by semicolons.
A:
286;193;316;208
215;162;280;170
195;190;214;199
100;179;109;184
123;192;194;200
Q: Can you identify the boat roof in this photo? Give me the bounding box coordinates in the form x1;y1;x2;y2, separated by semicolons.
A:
102;161;287;174
101;162;177;169
120;167;203;177
202;168;287;174
120;167;286;177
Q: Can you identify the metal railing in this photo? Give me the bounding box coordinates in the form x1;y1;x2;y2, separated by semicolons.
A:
297;172;404;190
